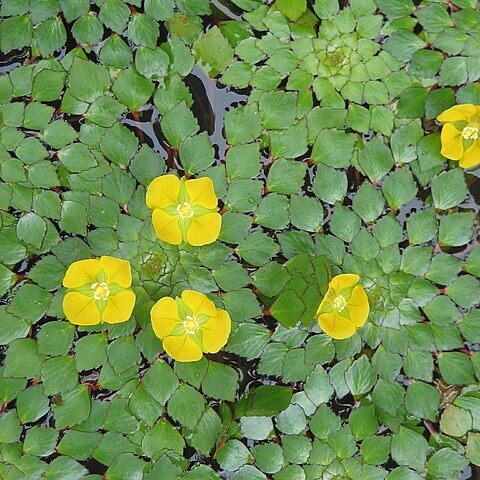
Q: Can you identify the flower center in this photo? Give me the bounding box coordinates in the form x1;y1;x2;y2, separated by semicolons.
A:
183;315;199;334
333;295;347;312
462;125;479;141
176;202;194;219
91;282;109;300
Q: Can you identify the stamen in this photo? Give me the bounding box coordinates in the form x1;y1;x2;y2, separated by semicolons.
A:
183;315;199;334
333;295;347;313
91;282;110;301
462;126;479;141
176;202;194;219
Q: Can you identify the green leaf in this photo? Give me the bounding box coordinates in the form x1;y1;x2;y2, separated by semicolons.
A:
0;307;29;345
382;167;417;210
391;426;429;471
358;137;394;183
0;409;22;443
190;407;223;456
58;430;102;461
23;426;58;457
226;323;270;359
439;213;474;247
270;121;308;159
440;404;472;437
260;91;297;130
135;46;170;81
467;433;480;467
214;262;251;291
16;212;46;249
216;439;251;471
202;362;239;402
352;182;384;223
59;200;88;236
345;355;376;397
427;448;469;479
112;67;155;112
309;403;341;439
101;122;139;167
161;101;199;148
99;0;130;34
431;169;468;210
16;384;50;423
237;232;279;266
179;133;216;176
225;105;262;145
406;209;437;245
128;12;160;49
58;143;97;172
313;164;347;205
349;405;378;441
446;275;480;309
330;205;361;243
290;196;323;232
405;381;440;421
0;15;33;53
9;284;51;326
438;352;475;385
252;442;284;474
276;0;306;21
267;159;306;195
37;321;74;356
53;384;91;429
99;34;133;69
313;0;339;18
143;360;179;405
194;26;234;76
34;16;67;57
311;129;356;168
142;419;185;457
235;385;292;418
87;95;125;127
255;193;290;230
304;364;334;406
145;0;174;20
440;57;468;87
4;338;44;379
68;58;110;104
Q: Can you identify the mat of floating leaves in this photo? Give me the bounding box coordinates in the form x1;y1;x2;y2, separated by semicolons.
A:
0;0;480;479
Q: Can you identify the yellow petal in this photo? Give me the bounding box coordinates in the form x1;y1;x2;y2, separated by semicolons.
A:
151;297;181;339
146;175;180;210
163;334;203;362
102;290;136;324
459;142;480;169
329;274;360;292
152;209;183;245
315;295;330;316
202;309;231;353
181;290;217;317
441;123;463;161
437;104;477;123
186;213;222;246
347;285;370;327
63;259;101;288
317;311;357;340
100;256;132;288
63;291;101;326
185;177;218;209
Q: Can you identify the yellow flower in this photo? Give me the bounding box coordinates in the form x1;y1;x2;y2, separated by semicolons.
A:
315;274;369;340
62;256;136;326
151;290;231;362
146;174;222;246
437;104;480;169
